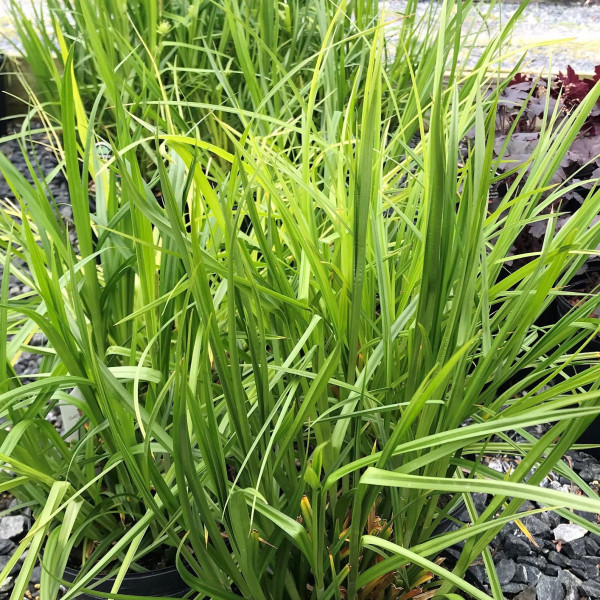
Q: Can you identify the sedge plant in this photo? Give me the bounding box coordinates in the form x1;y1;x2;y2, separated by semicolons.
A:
8;0;382;155
3;1;600;600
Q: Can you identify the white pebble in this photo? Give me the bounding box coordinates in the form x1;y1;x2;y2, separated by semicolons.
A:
553;523;588;543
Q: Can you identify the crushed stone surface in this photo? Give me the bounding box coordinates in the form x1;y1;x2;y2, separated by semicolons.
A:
384;0;600;75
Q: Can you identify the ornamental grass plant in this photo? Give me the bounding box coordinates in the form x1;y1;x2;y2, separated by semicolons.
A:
3;1;600;599
9;0;383;155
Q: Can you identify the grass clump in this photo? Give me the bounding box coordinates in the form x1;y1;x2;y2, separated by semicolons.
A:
2;1;600;599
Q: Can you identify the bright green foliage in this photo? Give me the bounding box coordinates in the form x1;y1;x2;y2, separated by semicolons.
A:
3;1;600;600
10;0;382;154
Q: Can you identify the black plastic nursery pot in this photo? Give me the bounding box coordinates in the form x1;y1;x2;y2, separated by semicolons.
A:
62;565;190;600
554;269;600;353
492;265;600;456
552;269;600;458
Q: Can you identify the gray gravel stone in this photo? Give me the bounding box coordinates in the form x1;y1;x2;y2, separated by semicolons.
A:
536;574;565;600
518;555;547;571
539;538;555;554
518;501;537;514
570;567;588;580
580;579;600;598
558;569;582;589
505;535;534;559
514;587;537;600
587;537;600;555
29;565;41;584
0;517;27;540
553;523;588;543
563;538;587;559
548;552;569;567
540;511;562;530
0;556;19;576
564;586;578;600
579;466;600;482
577;565;600;580
0;539;16;556
503;582;528;594
444;547;461;561
496;558;517;585
514;564;542;586
455;494;488;521
545;565;561;577
568;558;596;580
574;510;598;523
523;516;551;538
467;564;488;587
0;576;13;594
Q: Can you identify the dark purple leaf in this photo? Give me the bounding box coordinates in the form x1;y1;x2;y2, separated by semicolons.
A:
528;219;549;240
526;95;558;120
589;117;600;136
557;65;595;104
561;137;600;168
494;132;539;160
498;81;532;110
563;187;586;203
509;73;532;86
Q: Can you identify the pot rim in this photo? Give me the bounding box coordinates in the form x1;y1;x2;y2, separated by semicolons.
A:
62;563;183;580
555;264;600;311
61;562;190;598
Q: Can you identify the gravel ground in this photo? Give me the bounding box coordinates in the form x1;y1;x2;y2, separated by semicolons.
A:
384;0;600;74
0;125;70;387
1;1;600;73
0;131;65;600
0;0;43;54
445;445;600;599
